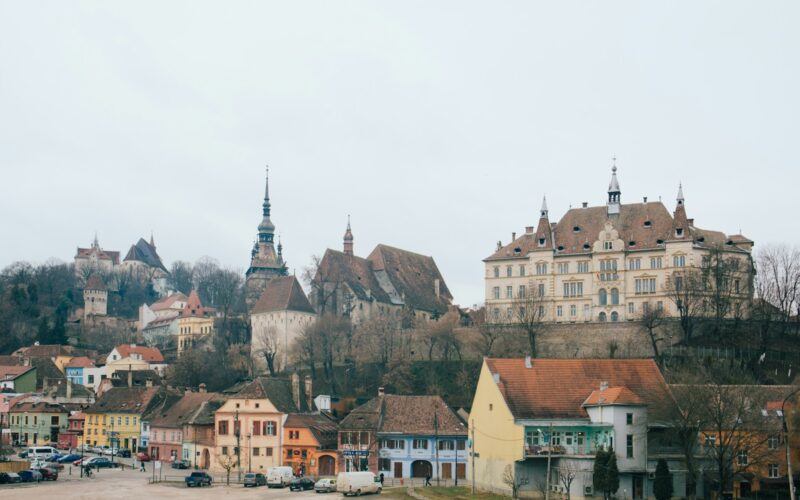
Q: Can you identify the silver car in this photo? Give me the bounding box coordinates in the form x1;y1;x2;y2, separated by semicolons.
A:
315;478;337;493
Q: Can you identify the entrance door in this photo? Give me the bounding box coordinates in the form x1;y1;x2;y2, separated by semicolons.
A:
394;462;403;478
202;449;210;469
633;475;644;499
411;460;433;478
456;464;466;480
740;481;751;498
319;455;335;476
442;463;452;480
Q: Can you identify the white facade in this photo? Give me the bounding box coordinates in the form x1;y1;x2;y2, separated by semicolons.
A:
251;309;316;372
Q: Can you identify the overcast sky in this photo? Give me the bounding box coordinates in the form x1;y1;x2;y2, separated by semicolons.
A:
1;1;798;307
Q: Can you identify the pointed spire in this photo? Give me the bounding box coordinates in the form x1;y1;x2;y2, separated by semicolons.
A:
343;215;354;256
149;231;155;249
540;196;549;218
676;182;684;206
607;158;621;215
262;165;271;217
93;232;99;248
277;234;283;258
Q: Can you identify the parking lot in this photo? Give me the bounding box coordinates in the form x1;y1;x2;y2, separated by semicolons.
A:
0;465;355;499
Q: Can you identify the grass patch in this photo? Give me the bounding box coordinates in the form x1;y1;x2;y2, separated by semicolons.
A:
383;486;508;500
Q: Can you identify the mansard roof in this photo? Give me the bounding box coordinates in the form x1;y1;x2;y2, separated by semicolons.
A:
124;238;167;272
252;276;315;315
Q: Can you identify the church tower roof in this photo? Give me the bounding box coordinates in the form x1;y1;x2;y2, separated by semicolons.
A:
343;215;354;256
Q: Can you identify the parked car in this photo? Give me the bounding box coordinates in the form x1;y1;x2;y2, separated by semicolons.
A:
93;445;110;454
58;454;81;463
267;466;294;487
46;454;63;462
116;448;132;458
244;472;267;487
78;444;92;452
290;477;315;491
171;459;191;469
37;467;59;481
18;451;29;458
18;469;43;482
185;471;212;487
84;457;119;469
2;472;21;484
337;472;382;496
136;451;151;462
0;472;18;484
315;478;337;493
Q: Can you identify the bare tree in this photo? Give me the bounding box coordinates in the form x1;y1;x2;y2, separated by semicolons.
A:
702;248;750;338
302;255;341;315
510;289;547;357
254;325;280;376
476;323;503;356
502;464;527;499
664;268;706;343
639;307;667;365
756;245;800;337
556;464;577;500
216;453;237;485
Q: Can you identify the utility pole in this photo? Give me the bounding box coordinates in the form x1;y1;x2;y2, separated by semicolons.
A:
543;424;553;500
234;410;241;481
783;389;800;500
471;419;476;495
434;412;440;487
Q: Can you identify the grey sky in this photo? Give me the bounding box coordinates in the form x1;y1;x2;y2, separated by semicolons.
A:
1;1;798;307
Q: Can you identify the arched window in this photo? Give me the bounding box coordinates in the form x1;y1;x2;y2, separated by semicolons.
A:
599;312;607;322
611;311;619;322
599;289;608;306
611;288;619;305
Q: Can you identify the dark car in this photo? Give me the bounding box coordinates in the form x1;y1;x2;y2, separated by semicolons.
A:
37;467;59;481
290;477;315;491
18;451;29;458
18;470;43;482
185;471;212;487
86;457;119;469
244;472;267;487
116;448;132;458
1;473;21;484
57;454;81;463
46;454;63;462
171;459;191;469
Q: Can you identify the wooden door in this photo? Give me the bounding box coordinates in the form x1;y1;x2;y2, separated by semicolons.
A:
456;463;466;479
441;463;452;480
394;461;403;478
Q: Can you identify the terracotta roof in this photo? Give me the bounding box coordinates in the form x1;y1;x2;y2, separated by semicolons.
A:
68;412;85;421
0;365;34;381
583;386;645;406
0;356;21;366
180;290;207;318
484;358;677;423
84;274;107;291
486;201;750;260
85;386;165;414
143;315;179;329
233;377;311;413
151;392;222;429
76;247;120;264
315;249;392;304
285;412;339;449
340;394;467;437
367;245;452;314
114;345;165;363
150;293;188;311
14;344;76;359
66;356;96;368
252;276;315;315
123;238;167;272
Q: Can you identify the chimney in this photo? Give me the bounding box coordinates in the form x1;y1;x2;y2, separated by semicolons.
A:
643;196;648;203
511;232;516;241
496;241;502;251
582;202;588;208
304;376;312;411
291;372;300;411
525;226;534;234
524;356;532;368
600;381;608;391
127;368;133;388
145;379;153;388
434;279;441;299
199;383;207;393
687;218;694;226
378;386;385;397
66;380;72;400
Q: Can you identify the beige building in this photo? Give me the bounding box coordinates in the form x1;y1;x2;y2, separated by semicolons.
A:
250;276;316;373
83;274;108;318
484;166;753;325
74;234;120;280
176;290;214;357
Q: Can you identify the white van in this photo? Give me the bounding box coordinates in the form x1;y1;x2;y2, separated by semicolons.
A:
266;466;294;488
337;471;382;496
26;446;58;459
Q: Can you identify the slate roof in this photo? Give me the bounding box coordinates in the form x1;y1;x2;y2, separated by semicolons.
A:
124;238;167;272
233;377;312;413
252;276;315;315
484;358;677;423
84;274;107;291
151;392;222;429
367;245;452;314
285;412;339;449
486;201;750;261
85;386;165;414
583;386;645;407
113;345;165;363
339;394;467;437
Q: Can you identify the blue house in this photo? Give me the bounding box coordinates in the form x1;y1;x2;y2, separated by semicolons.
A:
338;389;468;481
64;357;95;385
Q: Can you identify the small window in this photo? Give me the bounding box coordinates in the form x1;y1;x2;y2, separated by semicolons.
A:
676;228;684;237
573;226;581;232
656;239;664;245
628;241;636;247
626;413;633;425
643;220;652;228
539;238;545;246
557;245;564;251
583;243;591;250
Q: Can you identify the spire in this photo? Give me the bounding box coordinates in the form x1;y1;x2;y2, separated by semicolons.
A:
257;165;276;243
607;158;621;215
92;232;99;249
149;231;155;249
343;215;354;256
277;235;283;259
540;196;549;219
262;165;271;217
676;182;684;207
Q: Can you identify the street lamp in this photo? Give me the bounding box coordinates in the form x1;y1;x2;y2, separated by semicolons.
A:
234;410;241;480
782;387;800;500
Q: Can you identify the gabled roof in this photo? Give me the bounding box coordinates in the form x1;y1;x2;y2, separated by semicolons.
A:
85;386;165;415
150;293;188;311
233;377;311;413
0;365;35;381
66;356;96;369
151;392;222;429
484;358;677;423
124;238;167;272
285;412;339;449
339;394;467;436
84;274;107;291
186;399;226;426
315;249;392;304
10;401;69;414
583;386;645;407
252;276;315;315
76;246;120;264
109;370;162;388
367;245;452;314
113;345;164;363
180;290;207;318
42;381;94;400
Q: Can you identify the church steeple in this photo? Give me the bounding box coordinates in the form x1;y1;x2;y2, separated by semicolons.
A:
257;166;275;244
607;158;621;215
262;165;271;217
676;182;685;207
343;215;354;256
540;196;549;219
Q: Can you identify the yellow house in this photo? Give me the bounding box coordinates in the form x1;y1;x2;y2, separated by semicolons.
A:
84;386;165;451
177;290;215;357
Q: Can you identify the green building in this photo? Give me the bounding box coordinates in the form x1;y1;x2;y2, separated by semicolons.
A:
9;401;69;446
0;366;37;393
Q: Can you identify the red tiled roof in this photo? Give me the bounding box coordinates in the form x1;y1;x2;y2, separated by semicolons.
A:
583;386;645;406
114;345;165;363
484;358;677;422
65;356;96;368
180;290;206;318
84;274;107;291
252;276;315;315
150;293;188;311
76;247;120;264
0;365;34;380
339;395;466;436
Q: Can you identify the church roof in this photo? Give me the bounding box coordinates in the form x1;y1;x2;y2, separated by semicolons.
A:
252;276;315;315
367;245;452;314
124;238;167;272
315;249;392;304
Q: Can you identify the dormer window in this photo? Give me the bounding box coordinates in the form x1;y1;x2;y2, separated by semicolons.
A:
538;237;545;247
676;228;684;237
629;241;636;247
696;236;705;243
557;245;564;252
573;226;581;233
643;220;652;228
583;243;591;251
513;247;522;256
656;239;664;245
603;241;613;251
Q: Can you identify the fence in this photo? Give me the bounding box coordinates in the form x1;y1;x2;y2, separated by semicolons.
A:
663;345;800;365
148;473;466;488
0;460;30;473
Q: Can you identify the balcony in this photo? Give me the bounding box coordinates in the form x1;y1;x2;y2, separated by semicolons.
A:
524;443;601;458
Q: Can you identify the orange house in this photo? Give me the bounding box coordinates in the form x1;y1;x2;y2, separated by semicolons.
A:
283;413;338;477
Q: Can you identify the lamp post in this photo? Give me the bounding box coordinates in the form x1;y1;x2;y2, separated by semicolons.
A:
782;388;800;500
234;410;241;481
539;425;553;500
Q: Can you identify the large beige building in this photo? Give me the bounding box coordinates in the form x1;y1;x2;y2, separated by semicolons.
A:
484;166;753;324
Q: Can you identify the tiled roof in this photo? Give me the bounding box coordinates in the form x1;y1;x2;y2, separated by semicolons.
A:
31;358;64;389
84;274;107;291
151;392;222;429
484;358;677;423
315;249;392;304
186;399;225;426
14;344;75;359
109;369;162;388
10;401;68;413
486;201;750;260
114;345;165;363
0;365;34;381
367;245;452;314
123;238;167;272
66;356;96;368
583;386;645;406
150;293;188;311
142;315;179;329
339;395;467;437
85;386;165;414
76;247;120;264
233;377;312;413
180;290;207;318
285;413;339;449
43;381;94;400
252;276;315;315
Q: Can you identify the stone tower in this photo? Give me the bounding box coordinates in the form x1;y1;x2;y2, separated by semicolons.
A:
245;166;288;310
83;274;108;318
